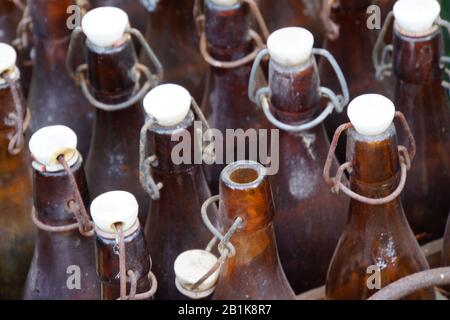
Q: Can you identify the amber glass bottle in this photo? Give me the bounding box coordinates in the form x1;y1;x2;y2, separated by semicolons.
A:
143;0;207;102
24;126;99;300
249;27;349;293
0;44;34;300
92;191;154;300
212;161;295;300
142;84;214;300
325;94;435;300
320;0;393;162
201;0;271;194
389;3;450;242
81;8;152;224
0;1;21;44
28;0;93;158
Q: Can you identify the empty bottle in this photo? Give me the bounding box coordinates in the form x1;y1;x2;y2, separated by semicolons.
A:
0;43;34;299
141;84;215;300
320;0;394;163
142;0;207;102
24;125;99;300
28;0;93;158
200;0;271;194
91;191;156;300
324;94;435;300
374;0;450;242
249;27;349;293
72;7;162;224
211;160;296;300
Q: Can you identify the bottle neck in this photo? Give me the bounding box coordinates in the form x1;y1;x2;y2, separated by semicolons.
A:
268;58;322;124
33;159;89;225
86;37;138;104
95;226;150;300
150;112;197;174
29;0;74;39
393;27;443;84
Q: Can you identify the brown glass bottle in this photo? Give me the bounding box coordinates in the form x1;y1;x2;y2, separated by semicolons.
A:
392;26;450;243
212;161;295;300
84;27;148;224
265;46;349;294
28;0;93;158
326;123;435;300
89;0;148;40
0;68;34;299
257;0;325;44
142;0;207;102
320;0;394;162
144;110;214;300
202;0;271;195
95;221;151;300
23;157;99;300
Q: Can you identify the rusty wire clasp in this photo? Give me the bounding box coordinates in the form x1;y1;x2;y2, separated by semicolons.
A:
373;11;395;81
323;112;416;206
113;225;158;300
1;70;30;155
12;2;32;52
31;156;95;237
66;26;163;112
248;47;349;132
194;0;269;69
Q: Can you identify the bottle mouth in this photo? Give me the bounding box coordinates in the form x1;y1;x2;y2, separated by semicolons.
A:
221;160;266;190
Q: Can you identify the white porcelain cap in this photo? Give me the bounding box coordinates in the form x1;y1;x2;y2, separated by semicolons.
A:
347;94;396;136
394;0;440;35
29;125;79;172
91;191;139;234
82;7;129;47
267;27;314;67
0;43;17;74
174;250;220;295
210;0;239;6
143;84;192;126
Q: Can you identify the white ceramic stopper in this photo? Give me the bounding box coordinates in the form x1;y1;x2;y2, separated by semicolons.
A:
394;0;440;35
210;0;239;6
143;84;192;127
82;7;129;47
267;27;314;67
29;125;79;172
174;250;220;295
0;43;17;74
347;94;396;136
91;191;139;234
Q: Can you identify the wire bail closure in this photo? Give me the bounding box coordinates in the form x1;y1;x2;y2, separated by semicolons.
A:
139;98;214;201
113;224;158;300
66;26;164;112
320;0;340;40
323;111;416;206
31;155;95;237
193;0;269;69
248;47;349;132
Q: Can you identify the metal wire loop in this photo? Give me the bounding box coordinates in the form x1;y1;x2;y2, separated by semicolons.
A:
373;11;395;81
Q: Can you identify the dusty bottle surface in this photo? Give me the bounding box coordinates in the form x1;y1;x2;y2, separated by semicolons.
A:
27;0;93;158
320;0;394;162
212;161;296;300
202;0;271;195
390;2;450;242
142;0;207;102
257;0;324;44
0;46;34;299
23;126;100;300
325;94;435;300
142;84;215;300
253;27;349;293
92;191;154;300
82;8;150;224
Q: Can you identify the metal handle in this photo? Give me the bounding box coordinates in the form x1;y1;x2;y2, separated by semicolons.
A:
323;112;416;206
248;48;349;133
373;11;394;81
